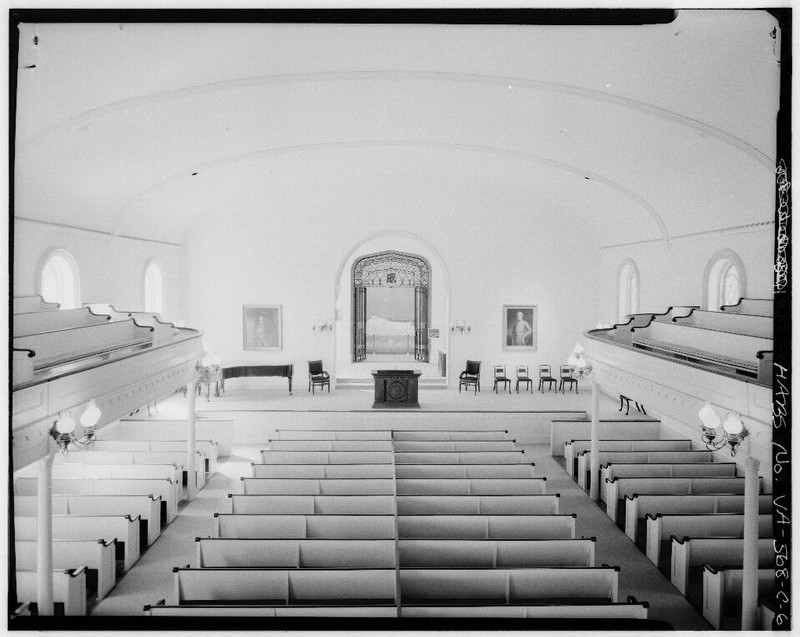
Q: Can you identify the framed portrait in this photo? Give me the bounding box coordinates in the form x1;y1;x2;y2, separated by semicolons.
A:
503;305;538;350
243;305;282;351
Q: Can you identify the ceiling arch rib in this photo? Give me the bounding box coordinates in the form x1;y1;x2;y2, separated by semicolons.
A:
20;69;774;168
111;140;668;245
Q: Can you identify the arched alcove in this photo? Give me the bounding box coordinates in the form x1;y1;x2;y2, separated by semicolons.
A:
334;231;451;381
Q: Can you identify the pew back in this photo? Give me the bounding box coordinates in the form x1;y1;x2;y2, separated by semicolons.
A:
395;478;546;496
702;566;776;629
260;451;393;464
397;515;575;539
214;514;396;539
16;568;87;616
229;494;396;515
241;477;395;495
396;495;560;516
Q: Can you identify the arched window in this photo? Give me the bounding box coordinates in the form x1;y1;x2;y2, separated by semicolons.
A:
617;259;640;322
39;249;80;309
705;250;746;311
144;259;165;314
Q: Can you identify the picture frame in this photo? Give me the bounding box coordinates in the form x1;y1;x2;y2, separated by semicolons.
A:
503;305;538;350
243;305;282;351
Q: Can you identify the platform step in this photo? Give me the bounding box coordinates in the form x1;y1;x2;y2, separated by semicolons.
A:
336;377;448;391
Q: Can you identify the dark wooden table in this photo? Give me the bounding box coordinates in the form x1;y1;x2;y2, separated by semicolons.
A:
371;369;421;408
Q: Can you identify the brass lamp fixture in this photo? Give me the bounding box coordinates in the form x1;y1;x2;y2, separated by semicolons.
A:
698;401;748;456
568;342;593;380
450;320;471;335
49;400;102;453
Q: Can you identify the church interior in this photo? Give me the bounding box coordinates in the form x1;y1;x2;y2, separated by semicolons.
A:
8;9;790;631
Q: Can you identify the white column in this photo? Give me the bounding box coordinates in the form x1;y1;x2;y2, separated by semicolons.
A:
186;380;197;501
36;454;55;615
589;378;601;501
741;456;760;630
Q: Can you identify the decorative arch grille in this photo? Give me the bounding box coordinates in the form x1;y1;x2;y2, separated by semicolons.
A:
354;252;430;288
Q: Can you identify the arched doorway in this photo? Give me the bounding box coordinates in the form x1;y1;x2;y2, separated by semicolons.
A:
352;251;431;363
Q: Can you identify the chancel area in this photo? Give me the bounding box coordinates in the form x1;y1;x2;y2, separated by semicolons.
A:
8;9;790;631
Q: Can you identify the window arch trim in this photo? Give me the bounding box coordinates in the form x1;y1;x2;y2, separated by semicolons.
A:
616;258;640;322
143;258;166;314
37;248;81;309
703;249;747;311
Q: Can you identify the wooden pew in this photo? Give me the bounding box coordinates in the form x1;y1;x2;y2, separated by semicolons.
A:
113;418;232;457
396;495;560;515
604;476;753;526
13;320;154;372
240;477;395;495
16;568;87;616
600;463;738;502
276;429;393;440
13;307;110;336
13;295;60;314
399;567;619;604
392;430;512;441
145;602;398;617
172;568;398;606
670;536;776;596
395;464;536;479
15;476;179;524
672;307;772;338
250;464;395;479
399;538;595;567
623;493;774;541
395;478;546;496
394;451;529;465
759;599;778;630
15;539;117;600
214;514;396;539
720;297;773;317
15;514;140;570
397;515;576;539
631;320;771;380
92;439;219;472
15;494;162;546
268;440;394;452
393;440;517;452
260;450;393;465
577;450;715;489
702;565;776;629
402;601;649;619
229;494;396;515
197;538;397;568
644;513;773;569
564;439;693;478
61;450;208;489
18;461;181;484
551;419;661;457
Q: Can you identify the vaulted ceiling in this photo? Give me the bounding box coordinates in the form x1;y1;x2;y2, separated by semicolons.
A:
13;11;781;247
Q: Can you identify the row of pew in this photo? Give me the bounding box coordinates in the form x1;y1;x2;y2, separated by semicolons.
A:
556;419;775;629
13;427;217;615
145;427;653;624
590;297;774;385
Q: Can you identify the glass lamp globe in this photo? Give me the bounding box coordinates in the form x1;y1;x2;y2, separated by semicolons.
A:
576;358;587;370
722;414;744;435
567;354;578;366
80;401;101;428
55;412;76;435
574;343;584;355
698;402;720;430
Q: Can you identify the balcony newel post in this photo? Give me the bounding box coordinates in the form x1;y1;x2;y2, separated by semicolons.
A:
186;380;197;501
589;378;601;501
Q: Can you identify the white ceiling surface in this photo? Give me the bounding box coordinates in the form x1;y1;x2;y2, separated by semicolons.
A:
14;11;781;247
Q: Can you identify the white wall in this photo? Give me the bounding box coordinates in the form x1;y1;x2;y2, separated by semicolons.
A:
595;227;775;324
182;203;601;386
13;219;184;321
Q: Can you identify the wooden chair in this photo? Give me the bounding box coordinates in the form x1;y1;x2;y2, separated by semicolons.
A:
492;365;512;394
459;360;481;394
515;364;533;393
307;360;330;394
559;365;578;394
538;365;557;393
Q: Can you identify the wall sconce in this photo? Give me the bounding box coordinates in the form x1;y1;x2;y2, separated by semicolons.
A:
312;318;333;335
567;342;593;380
450;320;471;335
49;400;102;454
698;402;748;456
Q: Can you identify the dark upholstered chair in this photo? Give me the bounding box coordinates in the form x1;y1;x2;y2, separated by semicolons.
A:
459;360;481;394
493;364;512;394
538;364;558;393
515;364;533;394
308;360;330;394
559;365;578;394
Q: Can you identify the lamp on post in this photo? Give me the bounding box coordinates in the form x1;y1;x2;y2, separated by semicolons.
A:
49;400;102;453
698;402;748;456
